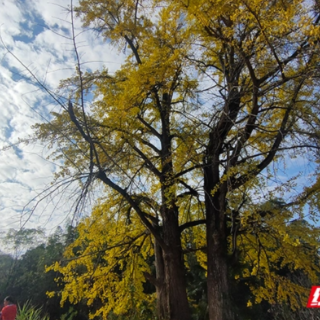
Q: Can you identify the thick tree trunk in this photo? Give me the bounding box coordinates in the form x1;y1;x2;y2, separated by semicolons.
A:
206;227;235;320
162;209;191;320
204;165;235;320
155;91;190;319
154;237;168;319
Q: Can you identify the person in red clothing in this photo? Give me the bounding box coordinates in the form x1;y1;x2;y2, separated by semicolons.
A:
0;297;17;320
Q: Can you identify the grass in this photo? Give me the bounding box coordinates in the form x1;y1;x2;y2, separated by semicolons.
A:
16;301;49;320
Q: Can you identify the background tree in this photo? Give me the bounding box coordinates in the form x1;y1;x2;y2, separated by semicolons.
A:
0;227;85;320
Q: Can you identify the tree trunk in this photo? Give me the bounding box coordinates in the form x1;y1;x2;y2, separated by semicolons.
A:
155;92;191;320
162;208;191;320
204;165;235;320
206;231;235;320
154;237;168;319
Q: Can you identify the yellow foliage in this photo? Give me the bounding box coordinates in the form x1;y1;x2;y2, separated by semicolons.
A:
47;193;155;318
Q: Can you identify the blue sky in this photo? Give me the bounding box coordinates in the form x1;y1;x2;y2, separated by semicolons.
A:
0;0;124;234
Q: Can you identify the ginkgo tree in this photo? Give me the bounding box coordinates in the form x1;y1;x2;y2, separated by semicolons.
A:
33;0;320;319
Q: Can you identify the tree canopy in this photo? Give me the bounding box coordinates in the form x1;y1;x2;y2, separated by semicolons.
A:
33;0;320;319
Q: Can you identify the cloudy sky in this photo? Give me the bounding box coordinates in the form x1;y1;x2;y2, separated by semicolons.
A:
0;0;316;237
0;0;124;234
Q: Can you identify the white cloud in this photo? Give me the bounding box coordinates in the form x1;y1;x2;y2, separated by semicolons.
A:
0;0;124;234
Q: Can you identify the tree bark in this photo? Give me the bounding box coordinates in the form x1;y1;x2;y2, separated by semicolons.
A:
206;229;235;320
156;91;191;320
154;237;168;319
162;208;191;320
204;165;235;320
